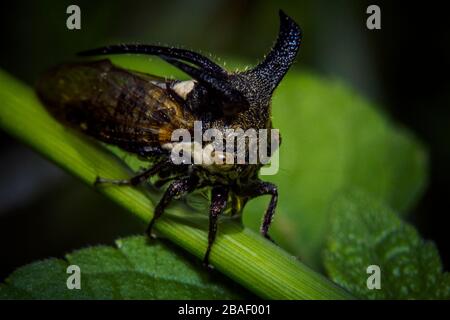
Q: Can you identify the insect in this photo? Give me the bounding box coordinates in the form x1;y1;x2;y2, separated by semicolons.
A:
36;10;301;265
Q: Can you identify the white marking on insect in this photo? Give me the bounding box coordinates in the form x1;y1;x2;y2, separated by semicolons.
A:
172;80;195;100
162;141;234;167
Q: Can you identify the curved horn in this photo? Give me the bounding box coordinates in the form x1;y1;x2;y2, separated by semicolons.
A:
247;10;301;93
161;56;248;105
78;44;226;76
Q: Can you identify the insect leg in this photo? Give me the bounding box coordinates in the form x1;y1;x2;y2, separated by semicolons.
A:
203;185;229;266
94;159;167;187
238;181;278;241
153;176;180;189
146;176;199;237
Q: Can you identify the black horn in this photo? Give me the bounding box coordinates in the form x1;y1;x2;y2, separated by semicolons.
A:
247;10;301;94
161;56;247;105
79;44;248;106
78;44;227;76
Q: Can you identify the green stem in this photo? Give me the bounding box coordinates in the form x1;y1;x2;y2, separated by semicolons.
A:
0;69;353;300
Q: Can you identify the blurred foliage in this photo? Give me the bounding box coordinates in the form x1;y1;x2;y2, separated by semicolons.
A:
324;190;450;299
244;70;427;268
0;236;250;299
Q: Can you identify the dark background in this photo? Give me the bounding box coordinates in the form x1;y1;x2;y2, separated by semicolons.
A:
0;0;449;279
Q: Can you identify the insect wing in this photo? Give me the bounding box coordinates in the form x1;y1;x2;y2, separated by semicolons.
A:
36;59;194;154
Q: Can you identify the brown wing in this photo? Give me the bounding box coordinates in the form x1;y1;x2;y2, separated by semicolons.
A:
36;59;194;154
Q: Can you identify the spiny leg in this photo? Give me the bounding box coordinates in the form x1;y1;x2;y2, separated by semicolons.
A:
238;181;278;240
146;176;198;237
203;185;229;266
153;174;201;190
94;159;168;187
153;176;180;189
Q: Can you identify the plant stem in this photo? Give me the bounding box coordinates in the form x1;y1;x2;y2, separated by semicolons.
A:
0;69;353;299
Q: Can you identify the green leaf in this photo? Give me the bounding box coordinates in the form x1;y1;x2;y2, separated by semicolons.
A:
0;236;251;299
324;190;450;299
241;72;427;268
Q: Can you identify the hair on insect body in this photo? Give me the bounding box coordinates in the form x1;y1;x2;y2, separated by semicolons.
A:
36;10;302;266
